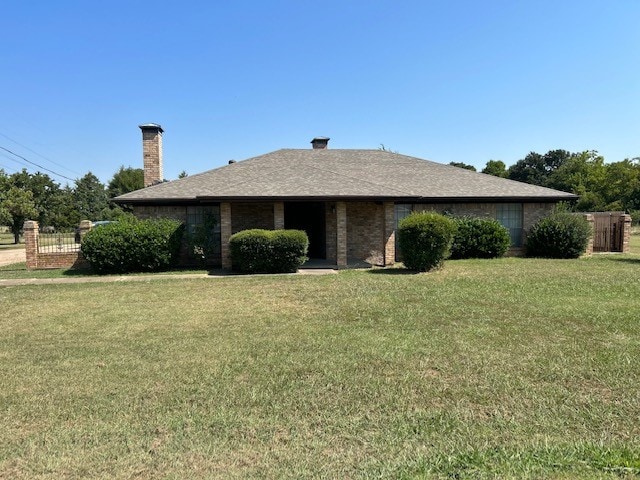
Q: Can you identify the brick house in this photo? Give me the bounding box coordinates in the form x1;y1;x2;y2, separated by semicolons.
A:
113;124;577;268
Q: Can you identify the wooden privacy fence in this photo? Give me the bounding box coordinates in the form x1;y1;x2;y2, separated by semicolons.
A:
588;212;631;253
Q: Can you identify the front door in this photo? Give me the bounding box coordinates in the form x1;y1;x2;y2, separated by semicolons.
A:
284;202;326;259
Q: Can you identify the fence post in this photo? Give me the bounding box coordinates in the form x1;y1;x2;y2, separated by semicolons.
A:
583;213;594;256
24;220;39;269
620;214;632;253
78;220;92;242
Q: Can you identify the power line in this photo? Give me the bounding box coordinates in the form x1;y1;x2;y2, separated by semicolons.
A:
0;150;31;170
0;145;76;182
0;131;83;176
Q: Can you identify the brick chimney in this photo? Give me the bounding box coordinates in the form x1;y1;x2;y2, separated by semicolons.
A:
139;123;164;187
311;137;329;149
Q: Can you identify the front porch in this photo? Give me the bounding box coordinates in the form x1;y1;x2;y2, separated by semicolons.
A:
220;200;396;269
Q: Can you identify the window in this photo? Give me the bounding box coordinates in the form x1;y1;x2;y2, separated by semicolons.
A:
186;205;221;257
496;203;523;247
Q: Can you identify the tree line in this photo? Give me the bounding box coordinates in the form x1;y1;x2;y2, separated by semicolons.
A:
451;149;640;216
0;167;143;243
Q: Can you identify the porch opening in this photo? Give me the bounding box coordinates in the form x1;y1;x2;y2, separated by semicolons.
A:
284;202;326;259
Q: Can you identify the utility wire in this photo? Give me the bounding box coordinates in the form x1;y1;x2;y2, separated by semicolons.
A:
0;150;31;169
0;145;76;182
0;131;83;176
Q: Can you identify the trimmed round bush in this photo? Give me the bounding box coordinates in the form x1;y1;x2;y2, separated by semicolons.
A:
398;212;456;271
450;216;511;259
229;229;308;273
81;218;184;273
525;211;591;259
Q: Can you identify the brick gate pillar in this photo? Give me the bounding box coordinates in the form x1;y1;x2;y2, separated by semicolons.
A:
336;201;347;268
23;220;39;270
220;202;232;269
583;213;594;255
620;214;632;253
383;202;395;265
274;202;285;229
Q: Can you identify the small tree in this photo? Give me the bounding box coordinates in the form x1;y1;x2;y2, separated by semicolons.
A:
0;187;38;243
398;212;456;271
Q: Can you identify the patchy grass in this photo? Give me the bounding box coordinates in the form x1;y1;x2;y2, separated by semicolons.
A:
1;256;639;478
0;232;23;249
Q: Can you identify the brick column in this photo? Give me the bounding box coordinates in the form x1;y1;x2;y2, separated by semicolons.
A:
23;220;39;269
274;202;285;229
78;220;92;242
383;201;395;265
336;201;347;268
621;214;632;253
220;202;232;269
583;213;594;256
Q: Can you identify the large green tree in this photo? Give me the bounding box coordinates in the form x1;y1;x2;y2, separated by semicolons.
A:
0;186;38;243
482;160;508;178
508;149;573;186
73;172;109;221
107;166;144;198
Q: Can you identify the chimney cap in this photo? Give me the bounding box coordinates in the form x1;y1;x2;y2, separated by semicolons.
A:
139;123;164;133
311;136;330;149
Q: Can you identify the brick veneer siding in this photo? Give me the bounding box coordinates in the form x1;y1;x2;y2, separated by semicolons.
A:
383;201;395;265
336;202;347;267
325;202;337;264
231;202;274;234
132;205;187;222
346;202;385;266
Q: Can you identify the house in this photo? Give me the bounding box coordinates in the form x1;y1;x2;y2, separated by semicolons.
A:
113;124;577;268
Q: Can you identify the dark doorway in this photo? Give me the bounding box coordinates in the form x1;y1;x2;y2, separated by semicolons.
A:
284;202;326;259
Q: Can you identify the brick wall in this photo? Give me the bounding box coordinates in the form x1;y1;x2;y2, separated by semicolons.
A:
325;202;337;264
132;205;187;222
347;202;385;265
231;202;274;233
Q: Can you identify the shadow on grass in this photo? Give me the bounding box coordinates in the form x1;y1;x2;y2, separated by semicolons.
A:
367;267;419;275
603;256;640;265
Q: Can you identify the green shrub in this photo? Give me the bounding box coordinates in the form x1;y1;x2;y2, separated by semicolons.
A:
229;229;308;273
398;212;456;271
525;211;592;259
450;216;511;259
629;210;640;226
81;218;184;274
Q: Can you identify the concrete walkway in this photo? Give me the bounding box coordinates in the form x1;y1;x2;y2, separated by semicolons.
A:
0;268;338;287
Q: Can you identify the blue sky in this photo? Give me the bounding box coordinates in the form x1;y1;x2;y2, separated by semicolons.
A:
1;0;638;185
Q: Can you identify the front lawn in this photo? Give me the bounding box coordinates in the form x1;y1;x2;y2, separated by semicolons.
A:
1;256;639;478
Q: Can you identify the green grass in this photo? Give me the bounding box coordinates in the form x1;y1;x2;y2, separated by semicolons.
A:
0;232;23;249
1;256;639;478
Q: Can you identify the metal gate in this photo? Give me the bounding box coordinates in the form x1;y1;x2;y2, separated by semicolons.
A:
592;212;624;252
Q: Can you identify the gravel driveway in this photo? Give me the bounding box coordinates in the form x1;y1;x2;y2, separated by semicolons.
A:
0;248;26;267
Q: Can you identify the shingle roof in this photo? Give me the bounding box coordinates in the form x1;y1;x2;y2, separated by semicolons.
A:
113;149;577;203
